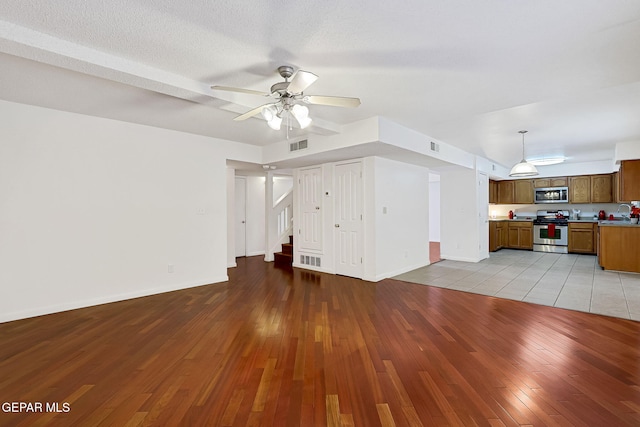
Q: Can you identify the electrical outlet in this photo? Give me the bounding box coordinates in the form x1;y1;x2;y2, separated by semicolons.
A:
168;264;174;273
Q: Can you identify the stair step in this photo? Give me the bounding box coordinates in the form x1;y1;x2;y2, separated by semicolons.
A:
274;251;293;269
281;243;293;255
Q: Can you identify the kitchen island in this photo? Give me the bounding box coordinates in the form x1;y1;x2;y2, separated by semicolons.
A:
598;223;640;273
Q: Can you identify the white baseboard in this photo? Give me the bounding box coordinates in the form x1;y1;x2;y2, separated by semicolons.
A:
0;275;229;324
440;254;482;263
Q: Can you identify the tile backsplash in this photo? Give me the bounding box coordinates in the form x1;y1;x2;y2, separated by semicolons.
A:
488;203;636;219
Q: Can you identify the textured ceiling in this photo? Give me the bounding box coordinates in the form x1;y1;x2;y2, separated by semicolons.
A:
1;1;640;168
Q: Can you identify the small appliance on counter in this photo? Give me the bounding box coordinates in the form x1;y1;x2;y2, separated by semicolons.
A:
598;210;606;220
571;209;580;220
533;210;569;254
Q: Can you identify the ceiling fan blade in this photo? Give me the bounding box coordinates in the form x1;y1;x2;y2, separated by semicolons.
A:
303;95;361;108
233;103;277;121
211;85;269;97
287;70;318;94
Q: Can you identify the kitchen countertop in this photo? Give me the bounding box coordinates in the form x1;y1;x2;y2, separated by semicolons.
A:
598;221;640;227
489;217;534;222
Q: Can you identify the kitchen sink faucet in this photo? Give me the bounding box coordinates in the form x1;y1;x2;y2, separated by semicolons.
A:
617;204;631;221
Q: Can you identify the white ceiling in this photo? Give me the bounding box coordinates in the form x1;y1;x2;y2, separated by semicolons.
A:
1;1;640;169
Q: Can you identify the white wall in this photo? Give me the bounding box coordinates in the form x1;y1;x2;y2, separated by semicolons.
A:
227;168;236;267
429;173;441;242
366;157;430;281
440;166;483;262
273;176;293;204
615;141;640;162
0;100;252;322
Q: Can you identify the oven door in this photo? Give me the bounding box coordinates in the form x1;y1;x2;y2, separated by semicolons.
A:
533;224;568;246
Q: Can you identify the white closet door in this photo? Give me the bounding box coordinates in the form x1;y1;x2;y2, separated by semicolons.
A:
335;161;363;278
235;177;246;257
299;167;323;251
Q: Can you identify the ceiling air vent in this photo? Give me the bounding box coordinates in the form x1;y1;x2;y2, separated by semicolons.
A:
430;141;440;152
289;139;308;152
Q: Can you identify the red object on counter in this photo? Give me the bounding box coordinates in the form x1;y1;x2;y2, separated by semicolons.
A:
598;210;606;220
609;214;614;220
508;210;514;219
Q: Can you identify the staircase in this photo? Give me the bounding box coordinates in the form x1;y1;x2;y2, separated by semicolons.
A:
274;235;294;269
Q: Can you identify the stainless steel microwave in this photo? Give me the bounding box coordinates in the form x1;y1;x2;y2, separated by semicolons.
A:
534;187;569;204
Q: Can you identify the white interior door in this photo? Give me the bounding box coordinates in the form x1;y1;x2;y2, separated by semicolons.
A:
235;177;246;257
299;167;323;251
335;161;363;278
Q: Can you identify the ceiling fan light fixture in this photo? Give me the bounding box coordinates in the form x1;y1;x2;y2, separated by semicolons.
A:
509;130;539;177
261;105;277;121
217;66;360;133
291;104;312;129
267;115;282;130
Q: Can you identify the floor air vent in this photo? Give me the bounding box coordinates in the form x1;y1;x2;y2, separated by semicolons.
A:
300;255;321;267
290;139;308;152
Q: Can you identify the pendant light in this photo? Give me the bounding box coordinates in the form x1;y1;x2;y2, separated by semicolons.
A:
509;130;539;177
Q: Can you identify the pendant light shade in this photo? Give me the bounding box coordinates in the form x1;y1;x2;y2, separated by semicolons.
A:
291;104;312;129
509;130;539;177
261;105;282;130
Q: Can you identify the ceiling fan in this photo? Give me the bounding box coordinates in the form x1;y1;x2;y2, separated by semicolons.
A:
211;65;361;130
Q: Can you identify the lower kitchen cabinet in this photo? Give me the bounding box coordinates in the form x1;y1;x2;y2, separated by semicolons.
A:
599;225;640;273
507;221;533;249
568;222;596;254
489;221;508;252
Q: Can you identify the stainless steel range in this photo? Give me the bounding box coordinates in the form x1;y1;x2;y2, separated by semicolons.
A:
533;210;569;254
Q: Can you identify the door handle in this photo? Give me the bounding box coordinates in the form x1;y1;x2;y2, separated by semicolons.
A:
335;224;340;228
241;220;245;224
316;206;320;210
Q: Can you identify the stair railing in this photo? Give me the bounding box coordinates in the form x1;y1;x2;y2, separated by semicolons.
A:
265;185;293;262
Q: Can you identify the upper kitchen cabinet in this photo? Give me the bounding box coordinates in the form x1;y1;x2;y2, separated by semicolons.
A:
591;174;612;203
569;176;591;203
498;180;514;204
533;177;568;188
620;159;640;201
569;174;613;204
489;180;498;204
514;180;534;204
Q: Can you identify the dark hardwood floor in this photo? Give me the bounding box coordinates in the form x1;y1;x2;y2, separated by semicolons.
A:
1;256;639;426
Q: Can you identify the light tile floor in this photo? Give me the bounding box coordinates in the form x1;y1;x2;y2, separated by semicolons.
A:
393;249;640;321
